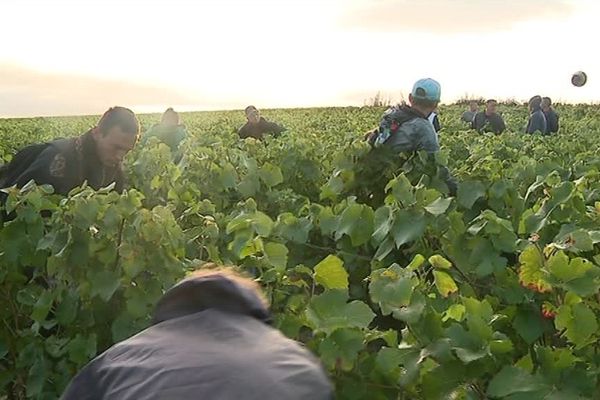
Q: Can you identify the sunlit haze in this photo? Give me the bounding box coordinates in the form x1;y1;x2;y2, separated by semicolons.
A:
1;0;598;117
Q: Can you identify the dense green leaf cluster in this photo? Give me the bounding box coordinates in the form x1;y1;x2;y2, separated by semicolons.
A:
1;104;600;399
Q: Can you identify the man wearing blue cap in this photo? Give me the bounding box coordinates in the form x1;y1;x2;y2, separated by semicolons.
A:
367;78;456;193
369;78;442;152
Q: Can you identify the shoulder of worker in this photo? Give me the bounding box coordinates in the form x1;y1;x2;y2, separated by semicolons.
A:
35;137;79;180
494;112;505;120
401;116;435;133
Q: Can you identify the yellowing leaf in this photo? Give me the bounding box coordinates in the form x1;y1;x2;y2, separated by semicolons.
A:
433;270;458;297
518;245;552;293
407;254;426;271
442;304;465;322
314;255;349;290
429;254;452;269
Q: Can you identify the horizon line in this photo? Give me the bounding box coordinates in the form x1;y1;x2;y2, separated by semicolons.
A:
1;98;599;120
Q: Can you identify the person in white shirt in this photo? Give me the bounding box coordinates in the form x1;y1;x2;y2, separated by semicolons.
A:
428;109;441;132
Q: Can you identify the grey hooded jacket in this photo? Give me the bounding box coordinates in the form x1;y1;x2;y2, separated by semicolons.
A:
61;275;333;400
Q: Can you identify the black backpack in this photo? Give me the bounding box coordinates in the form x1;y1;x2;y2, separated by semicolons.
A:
368;105;423;147
0;142;52;189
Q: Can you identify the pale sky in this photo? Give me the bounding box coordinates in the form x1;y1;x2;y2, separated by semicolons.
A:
0;0;598;117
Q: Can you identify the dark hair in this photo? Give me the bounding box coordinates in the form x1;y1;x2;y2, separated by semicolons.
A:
529;95;542;109
486;99;497;105
542;97;552;106
97;106;139;136
188;263;269;308
411;97;438;108
244;105;258;114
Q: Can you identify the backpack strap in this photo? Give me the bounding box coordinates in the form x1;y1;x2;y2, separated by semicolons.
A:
372;106;423;147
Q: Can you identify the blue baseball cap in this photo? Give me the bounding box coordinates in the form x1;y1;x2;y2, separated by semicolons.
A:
411;78;441;102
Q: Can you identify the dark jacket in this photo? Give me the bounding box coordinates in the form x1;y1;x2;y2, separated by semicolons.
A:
0;130;125;196
238;117;285;140
526;109;548;134
430;113;441;133
472;111;506;134
543;108;559;134
61;275;333;400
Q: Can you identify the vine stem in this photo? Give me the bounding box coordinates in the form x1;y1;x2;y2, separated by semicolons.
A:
112;218;126;271
300;242;373;261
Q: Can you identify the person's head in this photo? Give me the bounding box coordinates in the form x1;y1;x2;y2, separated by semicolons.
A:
529;95;542;112
185;264;269;308
485;99;498;115
152;263;270;325
541;97;552;111
91;106;139;167
245;105;260;124
408;78;441;116
161;107;180;127
469;100;479;113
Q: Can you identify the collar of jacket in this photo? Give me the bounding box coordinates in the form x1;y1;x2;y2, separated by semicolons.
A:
151;274;273;326
402;105;428;119
77;130;102;165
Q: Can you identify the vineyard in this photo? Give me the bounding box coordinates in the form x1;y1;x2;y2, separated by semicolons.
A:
1;103;600;399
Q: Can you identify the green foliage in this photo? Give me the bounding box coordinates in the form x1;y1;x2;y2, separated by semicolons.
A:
0;186;186;398
2;104;600;399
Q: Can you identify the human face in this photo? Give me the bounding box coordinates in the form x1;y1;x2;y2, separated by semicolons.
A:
470;102;478;112
246;108;260;124
93;126;137;167
541;99;550;111
486;102;497;115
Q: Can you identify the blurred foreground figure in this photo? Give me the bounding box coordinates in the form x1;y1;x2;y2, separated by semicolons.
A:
238;105;285;140
61;266;333;400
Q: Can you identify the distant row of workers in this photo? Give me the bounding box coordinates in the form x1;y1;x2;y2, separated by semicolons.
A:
140;105;286;151
141;96;559;151
458;96;559;135
0;80;561;217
